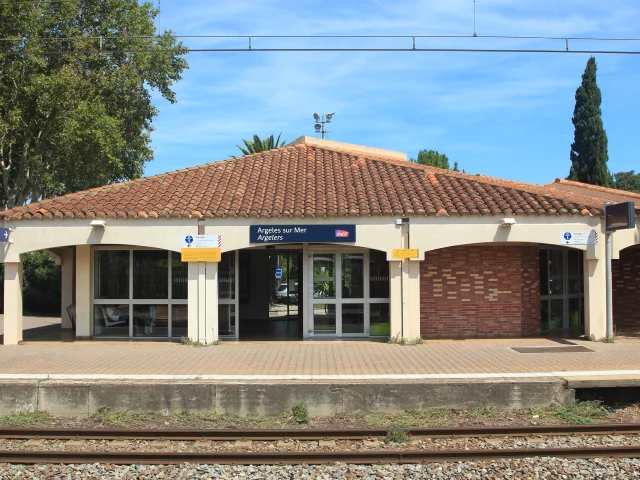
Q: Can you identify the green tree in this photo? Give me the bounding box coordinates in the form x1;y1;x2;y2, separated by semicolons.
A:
237;133;286;156
410;149;450;169
0;0;188;209
613;170;640;193
567;57;614;187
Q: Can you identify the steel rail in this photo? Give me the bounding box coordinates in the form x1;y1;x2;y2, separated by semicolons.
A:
1;445;640;465
1;423;640;441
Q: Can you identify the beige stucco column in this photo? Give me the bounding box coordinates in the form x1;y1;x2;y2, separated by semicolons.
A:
388;258;421;339
75;245;91;338
205;261;219;344
389;260;402;337
3;259;23;345
60;248;74;330
404;259;422;338
584;238;606;339
187;261;219;344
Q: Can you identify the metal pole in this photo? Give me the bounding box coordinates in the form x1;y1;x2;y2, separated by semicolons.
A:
605;231;613;340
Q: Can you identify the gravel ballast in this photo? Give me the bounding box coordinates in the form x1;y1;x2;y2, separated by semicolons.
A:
1;458;640;479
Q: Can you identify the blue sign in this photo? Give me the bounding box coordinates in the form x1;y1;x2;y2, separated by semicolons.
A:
0;227;9;243
275;268;283;278
563;232;572;241
250;225;356;244
184;235;193;247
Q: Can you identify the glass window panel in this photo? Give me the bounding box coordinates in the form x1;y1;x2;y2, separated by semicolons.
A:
219;304;236;336
171;252;188;300
548;250;564;295
569;297;584;328
370;250;390;299
568;250;582;295
539;249;549;295
342;254;364;299
219;252;236;300
171;305;188;338
370;304;390;336
133;304;168;337
94;251;129;299
540;300;549;331
93;303;129;337
549;299;564;330
342;303;364;334
313;254;336;299
133;250;168;299
313;304;336;334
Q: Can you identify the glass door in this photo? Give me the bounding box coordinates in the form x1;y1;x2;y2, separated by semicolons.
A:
269;252;300;322
309;250;389;337
312;254;337;334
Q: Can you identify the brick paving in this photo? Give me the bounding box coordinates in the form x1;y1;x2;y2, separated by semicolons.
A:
0;336;639;377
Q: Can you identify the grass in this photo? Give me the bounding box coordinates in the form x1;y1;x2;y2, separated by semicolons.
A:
527;400;612;425
387;334;424;345
0;411;53;428
91;406;155;427
385;429;410;444
292;403;309;424
180;337;220;346
358;407;454;428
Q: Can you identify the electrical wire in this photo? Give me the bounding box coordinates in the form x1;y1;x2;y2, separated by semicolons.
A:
1;48;640;56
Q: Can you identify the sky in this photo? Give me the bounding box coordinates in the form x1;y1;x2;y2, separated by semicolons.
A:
146;0;640;185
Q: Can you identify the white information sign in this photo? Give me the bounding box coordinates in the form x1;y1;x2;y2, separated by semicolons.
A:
560;231;597;245
182;234;221;249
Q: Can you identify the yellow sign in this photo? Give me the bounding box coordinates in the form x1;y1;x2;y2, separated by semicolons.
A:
181;248;221;262
392;248;419;259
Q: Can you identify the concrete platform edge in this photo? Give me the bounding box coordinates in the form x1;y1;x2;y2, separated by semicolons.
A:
0;379;573;416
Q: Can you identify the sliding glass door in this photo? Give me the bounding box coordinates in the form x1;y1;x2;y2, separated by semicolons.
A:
310;249;389;337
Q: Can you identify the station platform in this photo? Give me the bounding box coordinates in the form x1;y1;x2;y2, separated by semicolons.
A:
1;335;639;416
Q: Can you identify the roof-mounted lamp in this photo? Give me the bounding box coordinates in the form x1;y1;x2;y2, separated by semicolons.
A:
90;219;107;228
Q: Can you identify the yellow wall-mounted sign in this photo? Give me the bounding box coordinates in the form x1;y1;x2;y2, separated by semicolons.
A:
181;247;221;262
392;248;419;259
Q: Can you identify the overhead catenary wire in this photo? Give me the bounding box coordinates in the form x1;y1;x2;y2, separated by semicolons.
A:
1;34;640;56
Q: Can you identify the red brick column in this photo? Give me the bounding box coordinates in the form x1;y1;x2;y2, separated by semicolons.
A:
612;244;640;333
420;245;540;338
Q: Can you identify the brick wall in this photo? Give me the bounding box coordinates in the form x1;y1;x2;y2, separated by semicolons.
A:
613;244;640;333
420;245;540;338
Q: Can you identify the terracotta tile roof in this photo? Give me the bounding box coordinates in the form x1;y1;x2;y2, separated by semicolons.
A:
0;138;604;221
545;178;640;208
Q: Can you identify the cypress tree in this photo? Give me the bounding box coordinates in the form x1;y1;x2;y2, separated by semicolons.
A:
567;57;614;187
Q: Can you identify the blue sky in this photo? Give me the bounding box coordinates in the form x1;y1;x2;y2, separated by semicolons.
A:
147;0;640;184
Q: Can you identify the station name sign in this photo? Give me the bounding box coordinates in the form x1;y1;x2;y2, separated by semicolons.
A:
250;225;356;244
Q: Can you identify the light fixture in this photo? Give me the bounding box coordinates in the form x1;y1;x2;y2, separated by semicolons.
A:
500;217;517;227
90;219;107;228
311;112;336;139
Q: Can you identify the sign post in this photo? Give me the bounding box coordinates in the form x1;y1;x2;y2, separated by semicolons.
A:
603;202;636;341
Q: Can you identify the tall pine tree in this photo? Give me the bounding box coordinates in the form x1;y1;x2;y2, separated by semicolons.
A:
567;57;614;187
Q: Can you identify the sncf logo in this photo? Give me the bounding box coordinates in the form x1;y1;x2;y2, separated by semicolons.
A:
335;229;350;238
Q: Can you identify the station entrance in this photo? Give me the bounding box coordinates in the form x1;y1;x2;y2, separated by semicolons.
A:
219;247;390;340
237;249;303;340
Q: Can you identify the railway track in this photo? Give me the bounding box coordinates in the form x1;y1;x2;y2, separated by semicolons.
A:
1;424;640;465
2;423;640;440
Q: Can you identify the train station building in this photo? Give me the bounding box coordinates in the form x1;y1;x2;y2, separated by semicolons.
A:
1;136;638;345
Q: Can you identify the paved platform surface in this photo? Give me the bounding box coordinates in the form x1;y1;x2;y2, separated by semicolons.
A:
1;336;639;382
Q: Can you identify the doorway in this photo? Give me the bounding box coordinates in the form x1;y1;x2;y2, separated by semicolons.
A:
238;249;302;340
308;250;390;337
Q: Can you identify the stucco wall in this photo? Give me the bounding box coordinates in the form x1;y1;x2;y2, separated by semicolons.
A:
420;245;540;338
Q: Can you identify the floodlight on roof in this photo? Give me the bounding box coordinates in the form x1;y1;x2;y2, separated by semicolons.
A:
311;112;336;139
